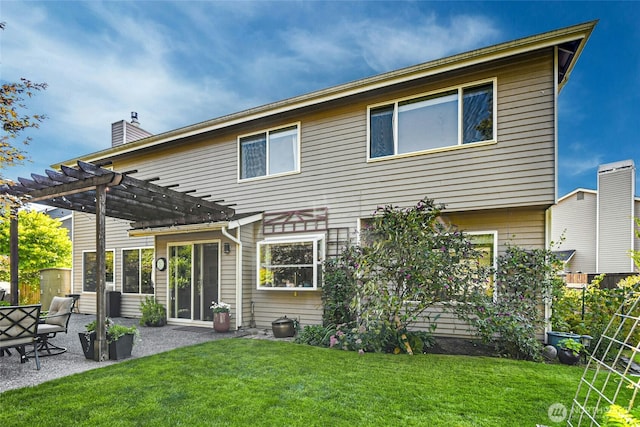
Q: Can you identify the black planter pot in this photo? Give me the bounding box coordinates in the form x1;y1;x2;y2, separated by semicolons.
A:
558;348;581;365
109;333;134;360
79;331;96;359
78;331;134;360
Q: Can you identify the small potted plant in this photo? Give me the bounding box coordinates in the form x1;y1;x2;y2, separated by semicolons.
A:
79;318;139;360
557;338;585;365
211;301;231;333
139;296;167;327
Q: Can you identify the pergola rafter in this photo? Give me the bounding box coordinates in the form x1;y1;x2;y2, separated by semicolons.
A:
0;160;238;362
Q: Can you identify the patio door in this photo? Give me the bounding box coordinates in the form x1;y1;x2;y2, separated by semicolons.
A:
168;242;219;322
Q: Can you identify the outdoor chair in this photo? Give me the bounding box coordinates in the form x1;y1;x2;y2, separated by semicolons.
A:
34;296;74;357
0;304;42;369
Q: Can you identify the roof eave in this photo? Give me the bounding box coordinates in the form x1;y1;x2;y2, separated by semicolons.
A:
54;20;597;169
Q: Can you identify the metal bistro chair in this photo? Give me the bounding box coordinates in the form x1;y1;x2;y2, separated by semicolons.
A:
0;304;42;369
35;296;75;357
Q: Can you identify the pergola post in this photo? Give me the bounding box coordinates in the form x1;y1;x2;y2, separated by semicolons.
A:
95;184;108;361
9;206;19;305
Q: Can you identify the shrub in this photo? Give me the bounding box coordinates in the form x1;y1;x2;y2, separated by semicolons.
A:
295;324;336;347
139;296;167;327
552;274;640;359
455;244;564;360
352;198;489;354
322;246;359;327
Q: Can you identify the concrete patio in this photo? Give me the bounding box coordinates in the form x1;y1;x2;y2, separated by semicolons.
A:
0;313;271;393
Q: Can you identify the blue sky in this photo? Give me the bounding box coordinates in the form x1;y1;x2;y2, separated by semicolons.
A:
1;1;638;197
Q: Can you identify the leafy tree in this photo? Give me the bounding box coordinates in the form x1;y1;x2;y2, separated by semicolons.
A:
351;198;490;354
0;209;71;295
0;22;47;186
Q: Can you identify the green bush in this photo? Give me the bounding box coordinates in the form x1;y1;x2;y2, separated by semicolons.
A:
552;274;640;359
321;246;358;327
139;296;167;327
455;244;564;361
295;324;336;347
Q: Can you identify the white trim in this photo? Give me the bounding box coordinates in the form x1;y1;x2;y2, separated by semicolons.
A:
120;246;155;295
556;188;597;204
256;233;325;291
366;78;497;161
554;46;559;203
128;213;263;237
237;122;301;182
221;226;243;330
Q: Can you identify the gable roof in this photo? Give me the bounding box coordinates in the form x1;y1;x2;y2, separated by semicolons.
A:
55;20;597;170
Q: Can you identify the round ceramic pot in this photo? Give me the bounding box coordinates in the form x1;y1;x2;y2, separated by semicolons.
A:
213;312;230;333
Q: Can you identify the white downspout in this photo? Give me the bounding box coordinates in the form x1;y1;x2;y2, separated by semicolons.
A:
222;226;242;330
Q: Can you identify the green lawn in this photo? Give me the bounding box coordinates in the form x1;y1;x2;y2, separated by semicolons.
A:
0;339;583;426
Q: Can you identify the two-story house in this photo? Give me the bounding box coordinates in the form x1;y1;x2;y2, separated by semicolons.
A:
4;21;596;336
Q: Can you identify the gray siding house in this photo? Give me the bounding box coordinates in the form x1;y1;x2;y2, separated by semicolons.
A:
551;159;639;276
54;22;595;336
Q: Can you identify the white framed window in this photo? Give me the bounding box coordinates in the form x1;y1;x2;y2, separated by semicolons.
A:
122;247;154;295
239;123;300;180
468;231;498;292
257;234;325;290
82;250;115;292
368;79;496;159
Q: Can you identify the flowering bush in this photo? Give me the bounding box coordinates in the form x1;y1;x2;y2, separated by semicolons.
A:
210;301;231;313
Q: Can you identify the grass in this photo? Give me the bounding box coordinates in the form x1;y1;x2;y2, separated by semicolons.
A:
0;339;584;426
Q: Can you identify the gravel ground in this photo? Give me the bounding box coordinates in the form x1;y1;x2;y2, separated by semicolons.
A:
0;313;275;394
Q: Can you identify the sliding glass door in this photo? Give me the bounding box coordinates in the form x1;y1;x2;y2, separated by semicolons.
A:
168;242;219;321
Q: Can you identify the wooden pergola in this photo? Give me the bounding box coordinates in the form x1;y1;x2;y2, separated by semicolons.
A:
0;161;235;361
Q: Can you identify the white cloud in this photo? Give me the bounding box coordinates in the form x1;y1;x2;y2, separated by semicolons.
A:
1;2;502;180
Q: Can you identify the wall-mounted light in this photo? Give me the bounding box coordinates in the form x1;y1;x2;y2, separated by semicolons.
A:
223;243;231;254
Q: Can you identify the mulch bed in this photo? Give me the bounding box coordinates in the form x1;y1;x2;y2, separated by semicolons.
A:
429;336;498;357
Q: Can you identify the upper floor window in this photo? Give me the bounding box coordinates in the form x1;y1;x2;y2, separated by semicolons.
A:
239;124;300;180
122;248;154;295
368;80;495;159
83;250;114;292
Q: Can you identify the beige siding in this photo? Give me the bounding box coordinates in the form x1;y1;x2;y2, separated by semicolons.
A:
113;49;556;226
551;191;598;273
71;48;556;334
73;212;155;316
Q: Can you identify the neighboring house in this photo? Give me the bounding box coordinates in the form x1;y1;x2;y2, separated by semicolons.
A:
42;207;73;239
551;159;639;278
33;21;594;336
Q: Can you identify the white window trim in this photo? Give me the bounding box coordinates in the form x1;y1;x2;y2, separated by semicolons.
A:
121;247;155;295
366;77;497;161
256;233;325;291
82;249;115;293
237;122;301;182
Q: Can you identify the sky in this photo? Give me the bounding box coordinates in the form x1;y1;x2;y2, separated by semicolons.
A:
1;1;639;197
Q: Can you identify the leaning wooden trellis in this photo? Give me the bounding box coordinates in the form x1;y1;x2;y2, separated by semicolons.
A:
568;293;640;425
